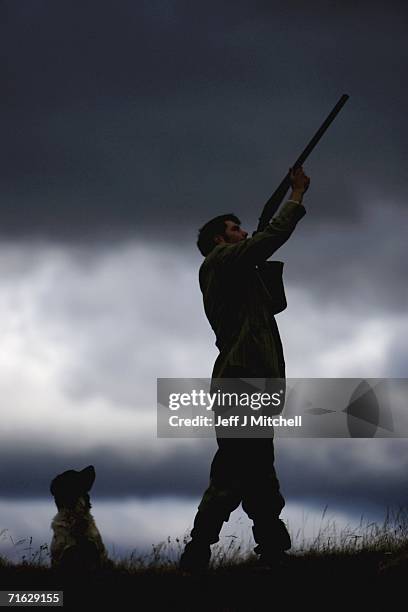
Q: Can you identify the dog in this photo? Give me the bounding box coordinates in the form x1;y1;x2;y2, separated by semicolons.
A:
50;465;109;571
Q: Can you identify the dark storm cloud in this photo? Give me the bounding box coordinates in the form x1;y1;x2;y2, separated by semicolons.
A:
275;439;408;514
1;439;407;515
0;0;407;239
277;200;408;314
0;442;213;499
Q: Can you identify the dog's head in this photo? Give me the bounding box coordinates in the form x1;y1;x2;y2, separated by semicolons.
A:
50;465;96;511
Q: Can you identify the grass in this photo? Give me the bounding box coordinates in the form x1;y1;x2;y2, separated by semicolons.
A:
1;509;408;609
292;505;408;555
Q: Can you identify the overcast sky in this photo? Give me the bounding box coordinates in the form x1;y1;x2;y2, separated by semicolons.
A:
0;1;407;562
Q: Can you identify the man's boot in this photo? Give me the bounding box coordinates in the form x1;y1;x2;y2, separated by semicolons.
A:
253;517;291;567
179;507;226;572
179;540;211;572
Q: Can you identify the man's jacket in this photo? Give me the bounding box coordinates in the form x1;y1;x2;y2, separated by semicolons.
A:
199;200;306;379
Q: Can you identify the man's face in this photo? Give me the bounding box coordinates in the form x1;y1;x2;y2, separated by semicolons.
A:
215;220;248;246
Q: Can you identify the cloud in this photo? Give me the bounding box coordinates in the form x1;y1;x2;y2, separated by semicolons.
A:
0;1;406;238
275;438;408;512
277;198;408;317
0;239;407;519
1;437;407;514
0;443;214;499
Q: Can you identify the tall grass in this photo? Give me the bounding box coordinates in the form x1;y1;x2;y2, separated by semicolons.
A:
293;506;408;556
1;507;408;571
92;506;408;571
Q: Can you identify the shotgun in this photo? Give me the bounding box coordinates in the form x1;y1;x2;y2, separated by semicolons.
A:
256;94;349;232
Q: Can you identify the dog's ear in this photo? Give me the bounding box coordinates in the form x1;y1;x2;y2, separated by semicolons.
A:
79;465;96;492
50;478;58;497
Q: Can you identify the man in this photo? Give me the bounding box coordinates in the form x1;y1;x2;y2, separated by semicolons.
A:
180;167;310;571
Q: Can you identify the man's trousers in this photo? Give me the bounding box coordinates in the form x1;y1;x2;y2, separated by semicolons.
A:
190;436;291;555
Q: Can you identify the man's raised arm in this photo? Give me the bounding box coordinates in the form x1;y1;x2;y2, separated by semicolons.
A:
211;167;309;268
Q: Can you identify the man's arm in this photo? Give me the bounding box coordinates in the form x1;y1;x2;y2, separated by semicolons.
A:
211;167;309;267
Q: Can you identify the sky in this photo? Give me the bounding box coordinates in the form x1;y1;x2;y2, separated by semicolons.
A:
0;0;407;563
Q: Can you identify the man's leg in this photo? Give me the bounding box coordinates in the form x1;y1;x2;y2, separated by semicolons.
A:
241;438;291;563
180;441;242;571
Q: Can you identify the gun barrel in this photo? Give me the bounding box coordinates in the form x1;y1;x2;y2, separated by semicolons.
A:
292;94;349;169
256;94;349;232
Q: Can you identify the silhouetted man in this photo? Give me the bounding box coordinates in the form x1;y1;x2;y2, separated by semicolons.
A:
180;167;310;570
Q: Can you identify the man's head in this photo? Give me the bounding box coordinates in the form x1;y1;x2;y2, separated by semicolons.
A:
197;214;248;256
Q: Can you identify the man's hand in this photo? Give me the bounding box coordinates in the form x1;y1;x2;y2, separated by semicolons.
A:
289;166;310;203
